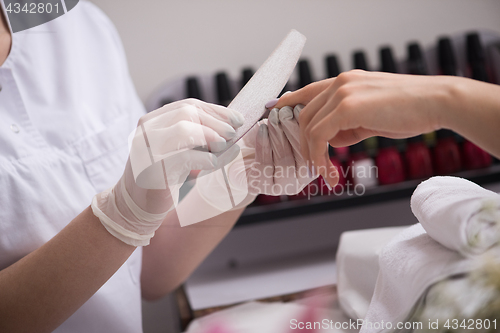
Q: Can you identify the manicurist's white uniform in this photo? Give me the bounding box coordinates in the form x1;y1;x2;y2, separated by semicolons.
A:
0;1;146;331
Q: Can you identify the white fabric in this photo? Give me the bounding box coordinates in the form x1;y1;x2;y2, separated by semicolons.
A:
336;226;409;321
359;224;477;333
411;176;500;256
0;1;145;331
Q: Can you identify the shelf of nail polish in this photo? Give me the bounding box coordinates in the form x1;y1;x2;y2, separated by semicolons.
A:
237;164;500;226
147;30;500;226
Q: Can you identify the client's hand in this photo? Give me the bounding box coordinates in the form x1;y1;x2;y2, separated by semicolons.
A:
196;105;320;212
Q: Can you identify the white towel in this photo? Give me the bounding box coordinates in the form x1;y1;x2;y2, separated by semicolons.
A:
411;176;500;257
336;226;410;321
359;224;476;333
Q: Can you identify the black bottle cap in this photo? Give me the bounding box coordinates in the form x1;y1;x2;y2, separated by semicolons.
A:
353;51;369;71
438;37;457;76
186;77;203;100
241;67;254;89
298;59;313;88
407;42;427;75
326;54;341;78
407;134;424;143
436;129;455;139
349;141;365;154
380;47;398;73
466;32;489;82
279;82;291;97
378;137;395;149
215;72;233;106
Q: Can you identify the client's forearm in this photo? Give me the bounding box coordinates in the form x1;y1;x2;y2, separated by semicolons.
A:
140;185;244;301
442;76;500;158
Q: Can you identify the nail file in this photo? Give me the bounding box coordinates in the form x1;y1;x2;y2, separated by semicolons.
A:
216;29;306;156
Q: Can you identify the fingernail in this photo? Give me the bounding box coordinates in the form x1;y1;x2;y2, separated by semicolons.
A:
325;182;333;191
210;141;227;153
225;128;236;138
265;98;279;109
231;110;245;127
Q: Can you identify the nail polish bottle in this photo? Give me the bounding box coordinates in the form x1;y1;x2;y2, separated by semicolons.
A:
353;51;369;71
433;38;463;175
241;67;254;89
466;32;490;82
407;42;437;148
380;46;398;73
325;54;341;78
334;147;350;163
405;135;434;180
215;72;233;106
347;142;378;189
433;130;462;175
376;137;406;185
254;194;282;205
353;51;378;154
186;76;204;100
319;146;346;195
461;33;493;169
379;46;407;154
298;59;314;88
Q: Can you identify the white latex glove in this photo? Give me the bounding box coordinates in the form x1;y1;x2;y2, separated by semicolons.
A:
91;99;244;246
196;105;316;212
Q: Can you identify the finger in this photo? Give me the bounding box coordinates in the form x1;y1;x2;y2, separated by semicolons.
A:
148;121;227;161
253;123;274;192
274;79;334;109
293;104;303;123
306;107;353;187
279;106;313;185
195;99;245;128
268;108;296;189
143;105;238;141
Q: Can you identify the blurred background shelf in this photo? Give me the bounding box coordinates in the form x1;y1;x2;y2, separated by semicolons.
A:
238;164;500;226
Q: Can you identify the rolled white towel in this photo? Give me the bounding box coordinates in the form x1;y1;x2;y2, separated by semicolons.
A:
336;226;409;320
411;176;500;257
360;224;475;333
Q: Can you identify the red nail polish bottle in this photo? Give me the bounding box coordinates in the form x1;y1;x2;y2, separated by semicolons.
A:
254;194;282;205
431;40;464;175
405;135;434;180
319;146;346;195
460;33;493;170
433;129;462;174
376;137;406;185
462;141;492;170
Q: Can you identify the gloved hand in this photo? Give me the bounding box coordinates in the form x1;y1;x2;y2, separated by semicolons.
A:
91;99;244;246
196;105;317;212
